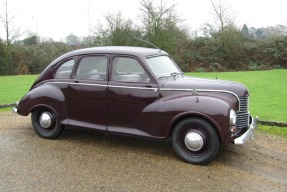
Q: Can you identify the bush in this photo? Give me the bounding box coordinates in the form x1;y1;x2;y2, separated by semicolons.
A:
0;43;80;75
0;29;286;76
176;29;287;72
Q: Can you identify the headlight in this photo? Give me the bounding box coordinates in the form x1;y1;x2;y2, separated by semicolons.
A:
229;109;237;125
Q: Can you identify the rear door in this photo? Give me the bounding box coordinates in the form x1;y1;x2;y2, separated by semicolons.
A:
67;55;109;130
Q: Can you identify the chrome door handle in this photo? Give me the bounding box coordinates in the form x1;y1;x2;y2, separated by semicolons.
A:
71;81;79;86
144;86;158;92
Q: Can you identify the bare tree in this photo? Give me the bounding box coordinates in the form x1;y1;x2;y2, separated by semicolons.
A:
138;0;187;54
210;0;233;32
94;12;141;46
0;0;23;45
139;0;180;38
210;0;235;55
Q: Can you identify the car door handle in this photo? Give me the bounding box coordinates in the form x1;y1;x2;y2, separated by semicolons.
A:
144;86;157;92
71;81;79;86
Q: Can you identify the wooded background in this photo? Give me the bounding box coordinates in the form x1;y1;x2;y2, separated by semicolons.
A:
1;0;286;75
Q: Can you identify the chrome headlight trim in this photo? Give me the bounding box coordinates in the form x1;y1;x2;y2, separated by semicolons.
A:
229;109;237;125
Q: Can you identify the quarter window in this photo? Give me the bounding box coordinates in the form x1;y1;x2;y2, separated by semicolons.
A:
112;57;150;83
76;56;108;80
55;59;75;79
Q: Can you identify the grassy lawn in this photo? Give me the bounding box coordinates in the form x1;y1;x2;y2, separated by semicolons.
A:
186;69;287;123
258;125;287;139
0;75;38;105
0;69;286;123
0;70;286;138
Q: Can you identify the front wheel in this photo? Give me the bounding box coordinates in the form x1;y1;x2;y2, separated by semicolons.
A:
31;108;64;139
172;118;219;165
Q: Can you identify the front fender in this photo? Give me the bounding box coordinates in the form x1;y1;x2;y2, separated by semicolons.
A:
17;84;68;123
157;93;236;144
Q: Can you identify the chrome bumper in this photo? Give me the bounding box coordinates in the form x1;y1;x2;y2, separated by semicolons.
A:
12;102;19;113
234;116;258;145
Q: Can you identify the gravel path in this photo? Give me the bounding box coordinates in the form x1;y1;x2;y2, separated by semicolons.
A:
0;112;287;192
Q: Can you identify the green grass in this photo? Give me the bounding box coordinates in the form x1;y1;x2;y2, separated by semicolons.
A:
186;69;287;123
0;69;286;123
0;70;286;139
258;125;287;139
0;107;12;112
0;75;38;104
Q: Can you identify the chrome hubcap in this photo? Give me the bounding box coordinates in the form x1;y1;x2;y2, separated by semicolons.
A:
184;132;204;151
39;112;52;129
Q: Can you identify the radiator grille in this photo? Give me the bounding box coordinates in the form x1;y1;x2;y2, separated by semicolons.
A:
236;96;250;129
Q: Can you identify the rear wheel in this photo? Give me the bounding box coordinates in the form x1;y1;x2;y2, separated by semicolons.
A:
31;108;64;139
172;117;219;165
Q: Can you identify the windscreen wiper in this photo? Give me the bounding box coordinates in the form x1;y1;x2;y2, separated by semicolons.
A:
170;72;184;79
159;75;171;79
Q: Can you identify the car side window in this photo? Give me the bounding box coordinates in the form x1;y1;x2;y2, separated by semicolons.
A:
76;56;108;80
112;57;150;83
55;59;75;79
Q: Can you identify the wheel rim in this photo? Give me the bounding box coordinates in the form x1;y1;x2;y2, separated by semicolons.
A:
184;131;205;152
39;112;53;129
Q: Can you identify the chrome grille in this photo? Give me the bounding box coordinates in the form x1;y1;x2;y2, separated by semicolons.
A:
236;96;250;129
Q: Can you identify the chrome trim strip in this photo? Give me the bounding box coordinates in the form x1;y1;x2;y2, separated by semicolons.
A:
49;82;241;110
159;88;241;111
186;76;250;96
109;85;158;91
71;83;108;87
49;82;158;91
49;82;108;87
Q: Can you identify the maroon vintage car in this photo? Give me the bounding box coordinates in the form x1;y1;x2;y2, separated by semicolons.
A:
13;46;258;164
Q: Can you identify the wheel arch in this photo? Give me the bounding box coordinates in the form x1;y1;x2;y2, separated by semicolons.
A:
30;103;68;125
17;83;69;124
30;104;58;117
168;112;222;143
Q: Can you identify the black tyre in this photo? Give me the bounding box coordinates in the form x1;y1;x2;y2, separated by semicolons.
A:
31;108;64;139
171;117;219;165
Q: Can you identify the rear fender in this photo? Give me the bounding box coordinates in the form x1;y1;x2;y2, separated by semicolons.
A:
17;84;68;123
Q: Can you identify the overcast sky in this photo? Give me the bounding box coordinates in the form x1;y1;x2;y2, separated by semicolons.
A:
1;0;287;41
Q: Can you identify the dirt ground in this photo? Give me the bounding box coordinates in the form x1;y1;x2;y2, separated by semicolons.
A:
0;111;286;192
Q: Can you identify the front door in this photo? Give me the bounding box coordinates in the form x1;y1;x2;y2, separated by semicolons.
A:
67;55;109;131
107;55;159;138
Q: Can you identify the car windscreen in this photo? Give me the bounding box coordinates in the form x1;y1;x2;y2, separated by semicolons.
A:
145;56;181;79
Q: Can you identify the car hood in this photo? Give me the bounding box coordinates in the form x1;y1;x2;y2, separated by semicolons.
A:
161;76;249;97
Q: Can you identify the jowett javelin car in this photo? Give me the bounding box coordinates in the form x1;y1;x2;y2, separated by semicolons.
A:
13;46;258;165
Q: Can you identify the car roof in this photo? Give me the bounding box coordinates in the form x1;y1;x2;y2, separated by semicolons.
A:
35;46;169;87
54;46;168;63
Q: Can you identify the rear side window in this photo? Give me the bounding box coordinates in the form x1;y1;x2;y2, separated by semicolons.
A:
55;59;75;79
76;56;108;80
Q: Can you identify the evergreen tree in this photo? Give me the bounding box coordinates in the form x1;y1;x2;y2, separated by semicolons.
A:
241;24;250;38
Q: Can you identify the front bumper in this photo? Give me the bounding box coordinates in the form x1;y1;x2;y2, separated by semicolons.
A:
234;116;258;145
